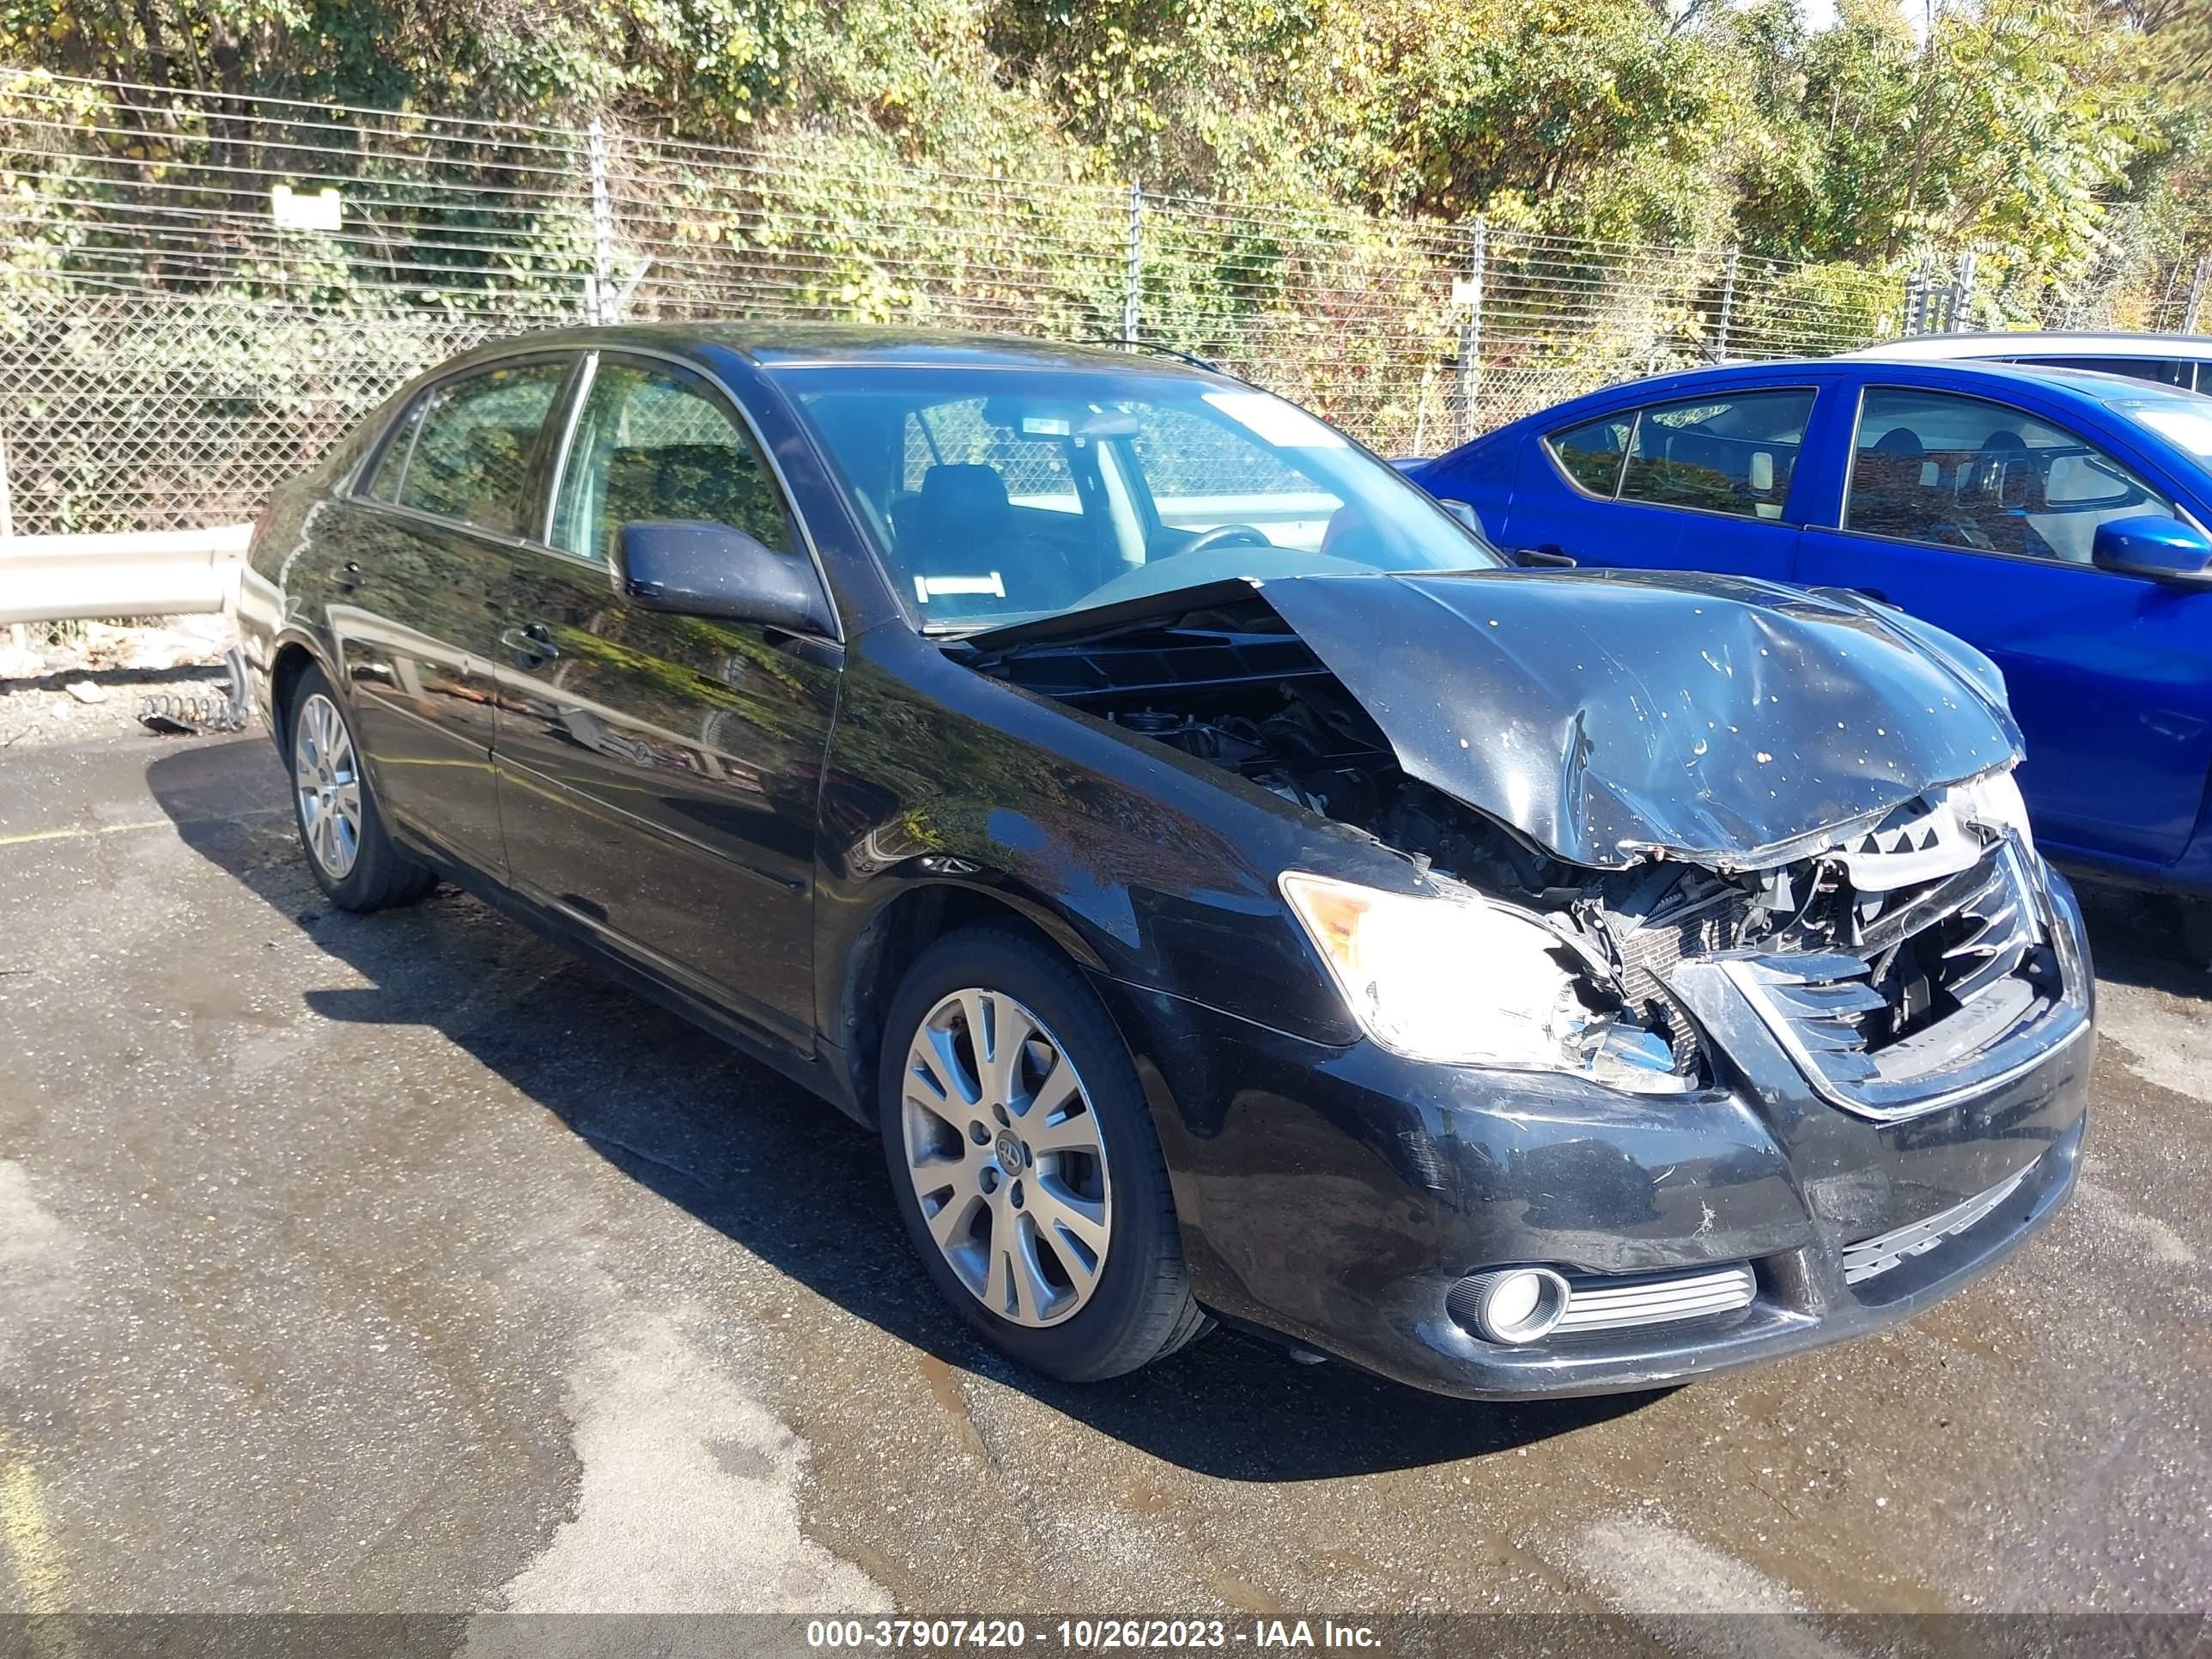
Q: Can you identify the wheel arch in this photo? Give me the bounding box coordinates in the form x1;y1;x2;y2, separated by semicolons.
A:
267;633;334;743
832;873;1111;1128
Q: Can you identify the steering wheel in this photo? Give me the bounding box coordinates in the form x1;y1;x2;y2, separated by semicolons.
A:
1171;523;1273;558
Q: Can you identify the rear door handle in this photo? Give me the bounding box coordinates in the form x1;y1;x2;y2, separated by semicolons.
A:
331;561;366;590
501;623;558;665
1845;585;1891;605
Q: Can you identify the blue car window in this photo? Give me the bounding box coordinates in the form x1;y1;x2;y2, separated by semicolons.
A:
2011;355;2197;391
1544;414;1632;496
1619;390;1814;521
1845;387;2172;565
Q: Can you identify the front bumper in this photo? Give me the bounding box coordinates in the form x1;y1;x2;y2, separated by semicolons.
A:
1102;868;2094;1401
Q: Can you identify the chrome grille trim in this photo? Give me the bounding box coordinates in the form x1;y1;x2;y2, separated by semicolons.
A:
1842;1165;2033;1285
1838;793;1982;893
1721;839;2075;1122
1555;1264;1756;1333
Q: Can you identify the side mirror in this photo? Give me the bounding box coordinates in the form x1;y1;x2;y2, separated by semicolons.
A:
617;520;830;633
2090;514;2212;585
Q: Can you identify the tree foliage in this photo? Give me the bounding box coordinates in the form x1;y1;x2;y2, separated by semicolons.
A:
2;0;2203;281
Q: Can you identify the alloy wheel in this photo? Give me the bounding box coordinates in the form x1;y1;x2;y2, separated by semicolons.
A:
900;988;1112;1328
293;691;363;880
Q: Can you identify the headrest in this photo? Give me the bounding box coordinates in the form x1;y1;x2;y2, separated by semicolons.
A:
920;463;1011;519
907;463;1012;552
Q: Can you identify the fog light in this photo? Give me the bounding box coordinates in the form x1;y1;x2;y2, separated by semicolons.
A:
1453;1267;1570;1345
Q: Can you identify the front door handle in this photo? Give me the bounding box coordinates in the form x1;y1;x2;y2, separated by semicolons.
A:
1518;544;1578;568
331;561;366;591
501;623;559;665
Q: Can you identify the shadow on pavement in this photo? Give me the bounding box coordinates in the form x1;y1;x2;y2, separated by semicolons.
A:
146;735;1650;1481
2068;873;2209;999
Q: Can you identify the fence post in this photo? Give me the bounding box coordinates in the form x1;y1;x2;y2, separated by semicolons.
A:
1122;182;1144;346
0;425;18;653
1949;251;1977;332
1901;266;1926;336
1714;246;1740;363
1454;217;1488;446
2185;254;2209;335
587;118;615;325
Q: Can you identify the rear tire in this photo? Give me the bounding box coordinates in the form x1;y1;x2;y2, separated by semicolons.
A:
878;925;1209;1382
2183;898;2212;974
283;665;436;913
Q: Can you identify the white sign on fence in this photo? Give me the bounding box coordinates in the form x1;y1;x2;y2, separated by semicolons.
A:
270;185;343;232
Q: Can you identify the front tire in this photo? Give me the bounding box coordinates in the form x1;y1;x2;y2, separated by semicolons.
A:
284;665;435;912
878;925;1209;1382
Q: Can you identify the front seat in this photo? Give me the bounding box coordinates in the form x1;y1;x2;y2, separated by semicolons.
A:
1850;427;1929;540
899;463;1075;613
1966;430;2034;556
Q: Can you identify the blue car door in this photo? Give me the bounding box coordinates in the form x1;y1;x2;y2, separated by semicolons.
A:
1791;380;2212;870
1500;383;1817;580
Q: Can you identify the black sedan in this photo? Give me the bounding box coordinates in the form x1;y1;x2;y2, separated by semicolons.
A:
239;328;2094;1399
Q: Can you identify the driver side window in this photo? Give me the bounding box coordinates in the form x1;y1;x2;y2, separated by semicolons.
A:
1844;387;2171;564
550;359;796;563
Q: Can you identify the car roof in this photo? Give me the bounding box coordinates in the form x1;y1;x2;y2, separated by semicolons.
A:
441;322;1228;378
1838;331;2212;362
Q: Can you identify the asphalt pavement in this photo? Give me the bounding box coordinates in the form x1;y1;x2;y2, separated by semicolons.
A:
1;732;2206;1635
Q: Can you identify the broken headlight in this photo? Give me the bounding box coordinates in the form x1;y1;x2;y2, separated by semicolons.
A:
1948;765;2034;858
1281;870;1666;1081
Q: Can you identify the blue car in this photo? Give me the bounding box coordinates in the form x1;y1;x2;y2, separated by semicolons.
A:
1413;359;2212;960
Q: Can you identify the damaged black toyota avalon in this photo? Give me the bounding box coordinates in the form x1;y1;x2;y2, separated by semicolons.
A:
241;329;2094;1399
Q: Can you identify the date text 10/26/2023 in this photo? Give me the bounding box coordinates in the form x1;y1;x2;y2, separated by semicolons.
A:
805;1620;1382;1650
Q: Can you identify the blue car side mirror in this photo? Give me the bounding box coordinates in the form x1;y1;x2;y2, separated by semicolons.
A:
2091;514;2212;585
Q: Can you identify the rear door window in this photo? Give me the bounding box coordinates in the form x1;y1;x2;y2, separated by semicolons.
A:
1844;386;2172;563
1617;390;1814;520
1544;414;1632;497
389;362;568;537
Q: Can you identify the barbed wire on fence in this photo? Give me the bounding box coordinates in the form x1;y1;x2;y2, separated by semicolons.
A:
2;69;2203;538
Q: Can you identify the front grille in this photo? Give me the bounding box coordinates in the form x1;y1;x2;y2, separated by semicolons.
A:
1554;1264;1756;1333
1843;1164;2033;1285
1723;839;2059;1121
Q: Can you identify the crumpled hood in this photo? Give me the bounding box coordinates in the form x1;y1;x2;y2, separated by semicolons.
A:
1254;568;2022;869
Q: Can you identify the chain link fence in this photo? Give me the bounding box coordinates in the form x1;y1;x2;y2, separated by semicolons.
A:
3;70;2206;539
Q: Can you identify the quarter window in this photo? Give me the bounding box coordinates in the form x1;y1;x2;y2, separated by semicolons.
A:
387;362;568;536
1844;387;2172;564
550;360;797;563
1618;391;1814;520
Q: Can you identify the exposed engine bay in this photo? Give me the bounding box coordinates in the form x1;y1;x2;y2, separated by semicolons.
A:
971;597;2058;1097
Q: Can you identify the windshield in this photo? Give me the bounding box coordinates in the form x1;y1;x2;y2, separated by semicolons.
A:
775;364;1503;629
2115;394;2212;464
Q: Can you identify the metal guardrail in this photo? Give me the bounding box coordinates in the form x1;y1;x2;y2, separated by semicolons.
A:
0;523;252;626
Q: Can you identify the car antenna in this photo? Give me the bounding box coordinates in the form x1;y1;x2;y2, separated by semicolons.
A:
1080;337;1225;374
